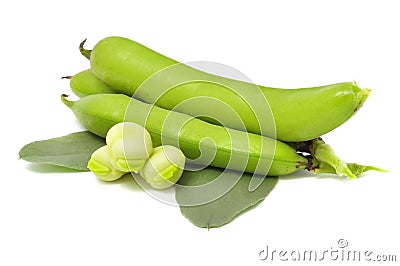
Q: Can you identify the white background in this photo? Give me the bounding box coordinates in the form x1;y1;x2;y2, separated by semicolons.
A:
1;0;399;265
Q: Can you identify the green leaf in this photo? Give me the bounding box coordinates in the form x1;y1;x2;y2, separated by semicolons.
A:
176;167;278;228
19;131;105;171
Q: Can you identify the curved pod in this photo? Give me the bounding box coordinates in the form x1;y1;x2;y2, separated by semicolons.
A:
62;94;308;176
67;69;115;98
88;36;370;141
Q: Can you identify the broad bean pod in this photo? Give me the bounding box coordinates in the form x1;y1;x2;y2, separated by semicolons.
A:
63;69;114;98
62;94;308;176
82;36;370;141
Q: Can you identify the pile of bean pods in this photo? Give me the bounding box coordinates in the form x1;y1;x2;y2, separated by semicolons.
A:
61;36;384;184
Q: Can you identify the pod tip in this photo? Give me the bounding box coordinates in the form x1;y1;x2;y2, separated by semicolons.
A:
61;94;74;108
79;38;92;60
353;83;371;112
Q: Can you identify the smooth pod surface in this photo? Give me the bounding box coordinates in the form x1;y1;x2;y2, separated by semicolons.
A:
89;36;370;141
69;69;115;97
62;94;308;176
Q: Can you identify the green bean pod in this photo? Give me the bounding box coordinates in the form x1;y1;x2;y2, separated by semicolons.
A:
63;69;115;98
61;93;308;176
83;36;370;141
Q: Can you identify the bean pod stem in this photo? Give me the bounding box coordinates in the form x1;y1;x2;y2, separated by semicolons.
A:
289;138;386;178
